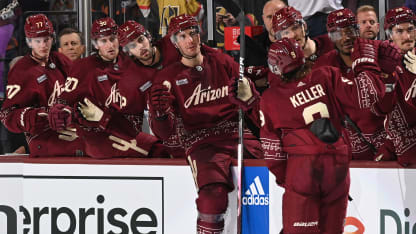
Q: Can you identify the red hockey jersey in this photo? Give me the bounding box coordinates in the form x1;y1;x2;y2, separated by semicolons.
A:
314;49;388;160
385;67;416;165
0;52;84;157
260;66;388;183
61;53;159;158
151;47;261;154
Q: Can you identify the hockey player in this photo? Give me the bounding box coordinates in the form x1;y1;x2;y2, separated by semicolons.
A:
381;6;416;165
57;17;168;158
272;6;334;64
314;9;393;161
232;37;394;233
0;14;84;157
148;14;262;233
117;20;184;158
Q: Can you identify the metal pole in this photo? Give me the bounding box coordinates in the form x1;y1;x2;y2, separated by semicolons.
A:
207;0;215;46
79;0;92;57
379;0;386;40
108;0;114;19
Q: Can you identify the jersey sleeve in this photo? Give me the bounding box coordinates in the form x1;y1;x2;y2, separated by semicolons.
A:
328;67;393;115
0;64;48;134
259;101;287;186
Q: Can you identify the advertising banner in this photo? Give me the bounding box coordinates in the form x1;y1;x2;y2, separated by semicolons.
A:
1;160;416;233
242;166;269;234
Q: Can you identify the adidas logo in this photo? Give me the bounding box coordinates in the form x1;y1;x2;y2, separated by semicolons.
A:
242;176;269;206
297;81;306;87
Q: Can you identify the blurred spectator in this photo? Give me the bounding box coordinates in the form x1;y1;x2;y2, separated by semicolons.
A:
242;0;286;92
356;5;379;39
288;0;343;37
137;0;204;37
262;0;286;44
58;27;85;61
213;4;255;49
0;0;19;98
244;0;286;67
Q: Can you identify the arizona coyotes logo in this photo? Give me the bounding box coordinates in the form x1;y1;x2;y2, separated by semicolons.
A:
160;5;179;35
184;83;229;108
109;135;148;155
105;83;127;108
65;77;78;92
48;78;79;106
405;79;416;101
48;80;63;106
6;84;21;99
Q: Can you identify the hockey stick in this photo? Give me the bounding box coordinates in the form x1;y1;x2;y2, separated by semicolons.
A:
236;0;245;233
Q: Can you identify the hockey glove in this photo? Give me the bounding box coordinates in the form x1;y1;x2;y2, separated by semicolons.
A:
78;98;104;122
48;104;73;131
229;77;260;111
21;108;49;135
244;66;269;81
379;40;402;75
351;38;380;74
76;98;111;129
149;83;174;120
404;50;416;75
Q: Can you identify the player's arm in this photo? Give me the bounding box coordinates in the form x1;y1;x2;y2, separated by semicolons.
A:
259;110;287;186
335;38;396;113
1;70;49;135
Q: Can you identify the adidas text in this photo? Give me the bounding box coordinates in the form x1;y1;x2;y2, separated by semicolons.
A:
242;195;269;206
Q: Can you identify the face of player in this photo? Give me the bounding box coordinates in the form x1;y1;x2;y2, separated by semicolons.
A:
277;22;306;48
357;11;379;40
59;33;85;61
390;22;416;53
126;35;153;64
29;36;53;60
95;35;119;61
334;26;358;55
175;28;201;58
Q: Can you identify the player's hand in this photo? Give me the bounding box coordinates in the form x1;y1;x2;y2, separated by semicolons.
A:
229;76;259;111
378;40;402;75
77;98;104;122
351;38;380;74
149;83;174;119
48;104;72;131
404;50;416;75
244;66;269;81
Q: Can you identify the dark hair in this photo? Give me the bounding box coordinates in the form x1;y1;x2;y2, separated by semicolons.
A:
57;27;83;47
